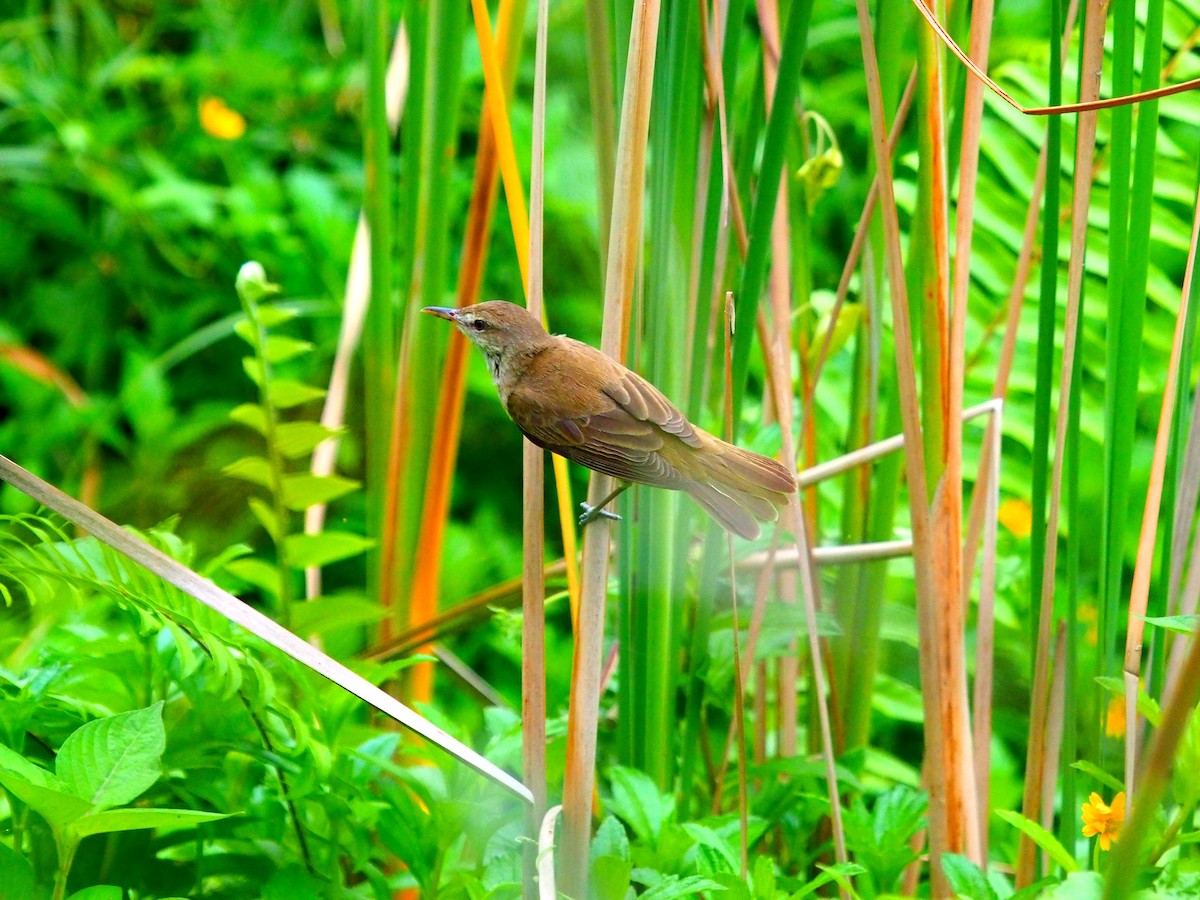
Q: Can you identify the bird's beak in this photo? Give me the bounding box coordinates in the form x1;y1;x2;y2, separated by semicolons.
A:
422;306;458;321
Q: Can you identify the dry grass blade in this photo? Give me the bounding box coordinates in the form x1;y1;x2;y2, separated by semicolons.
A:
1016;0;1107;882
1124;183;1200;793
0;454;532;803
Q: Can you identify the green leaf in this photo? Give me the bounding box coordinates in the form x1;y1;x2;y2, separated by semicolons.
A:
640;875;726;899
791;862;866;898
230;403;267;433
0;771;93;830
57;702;165;810
274;421;341;458
283;532;374;569
268;380;326;409
242;356;265;386
66;888;123;900
280;474;359;511
1069;761;1124;795
223;456;272;489
289;594;385;636
0;838;36;900
995;810;1079;873
248;498;281;542
262;335;313;364
590;856;633;900
255;305;299;328
69;806;230;838
941;853;998;900
0;740;65;789
607;766;674;843
1141;614;1200;635
224;557;280;597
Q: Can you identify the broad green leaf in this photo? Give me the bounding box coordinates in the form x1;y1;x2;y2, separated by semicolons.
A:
274;421;341;458
57;702;165;809
0;837;36;900
283;532;374;569
222;456;272;489
70;806;230;838
995;810;1079;873
751;855;776;900
268;379;326;409
0;771;92;829
262;335;313;364
230;403;267;432
607;766;674;843
0;740;65;789
590;856;633;900
941;853;997;900
590;815;630;862
280;473;359;511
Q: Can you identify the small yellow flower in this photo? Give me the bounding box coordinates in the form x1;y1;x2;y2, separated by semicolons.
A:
199;96;246;140
1082;791;1125;851
998;498;1033;538
1105;696;1126;737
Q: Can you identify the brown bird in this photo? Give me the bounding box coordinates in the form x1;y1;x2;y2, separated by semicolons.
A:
423;301;796;539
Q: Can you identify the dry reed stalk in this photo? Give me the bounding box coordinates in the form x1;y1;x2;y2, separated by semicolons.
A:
560;0;662;891
522;0;552;890
1123;183;1200;797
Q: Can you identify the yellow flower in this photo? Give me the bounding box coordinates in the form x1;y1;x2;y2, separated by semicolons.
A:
1105;696;1126;737
1081;791;1125;851
1079;604;1099;646
199;96;246;140
998;498;1033;538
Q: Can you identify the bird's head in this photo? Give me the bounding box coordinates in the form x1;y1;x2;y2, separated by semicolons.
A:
422;301;548;360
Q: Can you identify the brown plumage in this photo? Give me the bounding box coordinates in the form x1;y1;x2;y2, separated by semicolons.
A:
423;301;796;539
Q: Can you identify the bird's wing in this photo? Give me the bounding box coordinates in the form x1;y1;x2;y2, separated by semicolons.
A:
507;348;701;487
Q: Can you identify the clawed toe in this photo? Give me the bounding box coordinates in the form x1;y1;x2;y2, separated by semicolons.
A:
578;501;621;527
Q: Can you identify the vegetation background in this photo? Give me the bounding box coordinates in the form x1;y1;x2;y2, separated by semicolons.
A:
0;0;1198;897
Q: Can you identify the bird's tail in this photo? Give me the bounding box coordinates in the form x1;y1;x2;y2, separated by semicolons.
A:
684;436;797;540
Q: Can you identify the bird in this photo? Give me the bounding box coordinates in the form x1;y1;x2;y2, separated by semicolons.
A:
423;301;797;540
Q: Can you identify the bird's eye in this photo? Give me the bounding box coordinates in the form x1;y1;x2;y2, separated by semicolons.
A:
472;319;487;332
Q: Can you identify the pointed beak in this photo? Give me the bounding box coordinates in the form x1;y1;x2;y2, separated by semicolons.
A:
422;306;458;321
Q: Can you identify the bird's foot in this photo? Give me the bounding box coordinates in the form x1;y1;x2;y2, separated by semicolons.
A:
578;501;621;527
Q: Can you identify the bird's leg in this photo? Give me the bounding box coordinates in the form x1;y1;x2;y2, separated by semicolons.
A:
578;482;630;527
